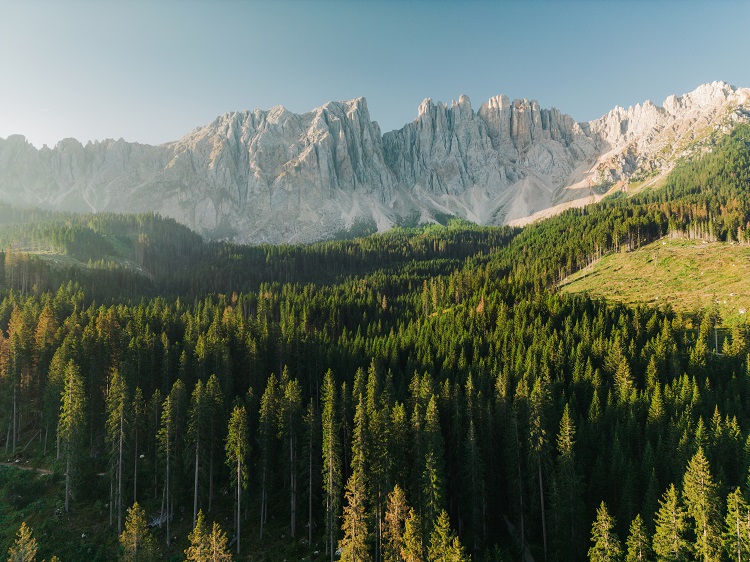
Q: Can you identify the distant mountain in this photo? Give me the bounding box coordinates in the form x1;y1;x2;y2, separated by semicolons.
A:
1;82;748;244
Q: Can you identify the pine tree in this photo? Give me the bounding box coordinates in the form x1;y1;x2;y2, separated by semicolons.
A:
366;362;389;562
322;369;342;562
106;368;128;533
383;485;409;562
7;522;37;562
58;359;85;513
652;484;689;562
157;384;177;545
279;373;302;537
723;487;750;562
185;510;210;562
589;501;622;562
400;509;423;562
427;510;469;562
625;514;651;562
185;510;233;562
303;398;319;550
550;403;585;561
258;373;279;538
529;376;551;562
157;379;187;545
207;520;234;562
422;395;446;540
683;448;721;562
132;386;146;505
462;419;485;555
204;374;224;514
119;502;157;562
339;390;371;562
188;379;209;528
226;403;249;555
339;470;371;562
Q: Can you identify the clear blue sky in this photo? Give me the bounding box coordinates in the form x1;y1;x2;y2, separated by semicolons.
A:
2;0;749;148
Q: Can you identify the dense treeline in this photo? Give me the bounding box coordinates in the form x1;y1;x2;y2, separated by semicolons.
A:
3;257;750;562
2;124;750;562
0;206;516;300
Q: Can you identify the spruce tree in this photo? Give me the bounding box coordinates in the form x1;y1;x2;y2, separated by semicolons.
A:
683;448;721;562
422;395;446;540
119;502;157;562
207;520;234;562
588;501;622;562
339;470;371;562
186;510;233;562
106;368;128;533
258;373;279;538
322;369;342;562
723;487;750;562
132;386;146;504
279;374;302;538
625;514;651;562
652;483;689;562
427;510;468;562
58;359;85;513
226;404;249;555
188;379;207;529
339;394;371;562
550;403;585;560
185;510;210;562
383;485;409;562
400;509;423;562
529;376;551;562
204;374;224;514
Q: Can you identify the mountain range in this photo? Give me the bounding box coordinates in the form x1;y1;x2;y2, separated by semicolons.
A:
1;81;748;244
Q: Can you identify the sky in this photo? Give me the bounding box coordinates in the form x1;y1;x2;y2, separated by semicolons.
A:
2;0;750;149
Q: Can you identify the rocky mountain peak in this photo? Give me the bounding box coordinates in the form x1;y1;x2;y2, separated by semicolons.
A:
0;83;747;243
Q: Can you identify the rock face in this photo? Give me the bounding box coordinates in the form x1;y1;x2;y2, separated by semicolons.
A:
1;82;748;243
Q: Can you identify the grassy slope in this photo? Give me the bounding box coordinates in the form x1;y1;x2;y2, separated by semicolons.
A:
560;237;750;322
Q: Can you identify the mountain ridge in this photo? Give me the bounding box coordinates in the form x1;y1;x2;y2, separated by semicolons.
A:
1;81;748;244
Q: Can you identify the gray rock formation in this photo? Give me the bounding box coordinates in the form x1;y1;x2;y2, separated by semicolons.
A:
0;82;748;243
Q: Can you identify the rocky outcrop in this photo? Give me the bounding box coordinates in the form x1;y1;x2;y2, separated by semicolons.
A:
382;94;601;224
0;82;748;243
584;81;750;185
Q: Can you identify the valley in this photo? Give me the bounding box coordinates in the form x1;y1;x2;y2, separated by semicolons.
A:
1;107;750;562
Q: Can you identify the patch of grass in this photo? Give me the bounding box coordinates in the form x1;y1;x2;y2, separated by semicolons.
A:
560;237;750;322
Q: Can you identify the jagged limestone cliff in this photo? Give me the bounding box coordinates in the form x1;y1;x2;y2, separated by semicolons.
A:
1;82;748;243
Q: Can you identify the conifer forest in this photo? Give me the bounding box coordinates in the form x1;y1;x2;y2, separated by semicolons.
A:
3;124;750;562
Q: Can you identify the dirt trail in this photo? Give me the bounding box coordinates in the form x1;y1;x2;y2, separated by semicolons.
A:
0;461;53;475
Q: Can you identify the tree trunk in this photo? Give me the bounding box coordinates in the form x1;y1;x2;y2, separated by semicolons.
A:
65;447;71;513
328;461;334;561
193;432;200;528
12;385;17;454
165;436;170;545
118;409;124;533
260;465;267;539
538;459;547;562
291;433;296;537
110;476;114;526
237;458;241;555
208;449;214;512
133;427;138;504
309;435;313;549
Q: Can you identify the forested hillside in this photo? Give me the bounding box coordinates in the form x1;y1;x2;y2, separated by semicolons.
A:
3;124;750;562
